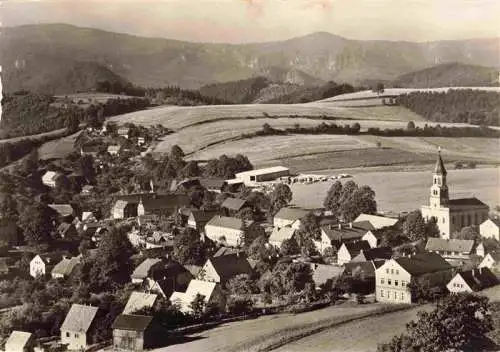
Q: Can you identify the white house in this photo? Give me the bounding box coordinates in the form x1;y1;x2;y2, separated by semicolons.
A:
204;216;244;247
273;207;309;230
375;252;452;304
30;253;63;278
447;268;498;293
60;304;99;350
269;226;297;249
425;238;475;261
479;252;500;271
353;214;399;230
199;253;253;284
232;166;290;187
337;241;371;265
41;171;60;188
107;145;121;156
169;279;226;313
479;218;500;241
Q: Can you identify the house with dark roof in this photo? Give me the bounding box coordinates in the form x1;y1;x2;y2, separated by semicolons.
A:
199;178;227;193
337;241;371;265
425;238;475;261
480;218;500;241
51;256;81;279
48;204;75;220
479;252;500;272
56;222;78;239
344;260;385;279
80;144;101;157
187;210;219;232
200;253;253;285
421;150;489;239
60;304;99;350
310;263;344;289
447;267;498;293
204;216;244;247
112;314;160;351
113;193;190;219
4;331;34;352
274;207;309;230
351;247;392;262
29;252;64;278
135;260;193;298
221;197;249;214
314;223;372;253
375;252;453;304
131;258;164;284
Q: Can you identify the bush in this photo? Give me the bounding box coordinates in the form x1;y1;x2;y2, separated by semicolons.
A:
227;297;254;315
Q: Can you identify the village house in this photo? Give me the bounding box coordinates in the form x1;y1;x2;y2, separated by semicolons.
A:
273;207;309;230
60;304;99;351
199;178;227;193
204;215;244;247
314;223;372;253
447;267;498;293
107;145;121;156
142;261;193;298
344;260;385;281
479;218;500;241
169;279;226;314
41;171;61;188
123;292;158;315
269;226;297;249
337;241;371;265
425;238;475;262
80;185;95;196
118;127;130;139
48;204;75;221
112;200;137;219
187;210;219;232
55;223;78;239
137;136;146;146
4;331;34;352
353;214;399;230
131;258;164;284
231;166;290;187
51;256;81;279
351;247;392;262
221;197;249;215
375;252;453;304
199;253;253;285
112;193;190;219
30;252;63;278
310;263;344;289
421;150;489;239
80;144;100;157
112;314;159;351
479;252;500;272
475;242;486;257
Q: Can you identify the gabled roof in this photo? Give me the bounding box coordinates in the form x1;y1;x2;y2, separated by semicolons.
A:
352;221;376;232
42;171;60;182
112;314;153;331
434;150;447;175
206;215;243;231
208;253;253;281
344;260;378;277
269;226;296;244
221;197;248;211
170;280;219;312
455;268;499;291
352;247;392;262
123;292;158;314
341;241;371;257
189;210;219;224
274;207;309;221
184;264;202;277
321;225;368;242
485;252;500;262
140;194;191;212
5;331;33;349
395;252;451;276
213;247;244;257
107;145;121;153
51;257;80;276
113;200;129;211
57;222;76;237
61;304;98;333
448;198;489;208
48;204;74;217
35;252;64;265
131;258;162;280
311;263;344;286
353;214;399;230
483;218;500;227
425;238;475;254
199;178;226;190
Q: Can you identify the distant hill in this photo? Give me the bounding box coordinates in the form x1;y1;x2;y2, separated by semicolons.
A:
199;76;272;104
1;24;499;91
392;63;499;88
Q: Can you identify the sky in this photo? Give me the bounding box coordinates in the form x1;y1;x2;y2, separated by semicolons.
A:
1;0;499;43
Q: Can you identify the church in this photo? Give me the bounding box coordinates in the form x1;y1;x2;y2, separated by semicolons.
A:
421;150;489;239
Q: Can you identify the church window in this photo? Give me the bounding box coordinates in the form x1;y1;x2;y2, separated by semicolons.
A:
467;215;471;226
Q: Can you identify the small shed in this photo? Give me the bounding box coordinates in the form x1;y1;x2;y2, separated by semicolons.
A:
5;331;34;352
112;314;157;351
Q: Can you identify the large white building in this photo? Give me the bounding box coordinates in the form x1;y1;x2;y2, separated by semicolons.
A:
421;150;489;239
232;166;290;187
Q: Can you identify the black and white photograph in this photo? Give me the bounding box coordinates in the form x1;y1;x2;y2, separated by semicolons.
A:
0;0;499;351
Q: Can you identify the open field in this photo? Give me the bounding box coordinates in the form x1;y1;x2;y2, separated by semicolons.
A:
272;285;500;352
291;167;500;212
108;104;426;130
38;130;82;160
0;128;69;144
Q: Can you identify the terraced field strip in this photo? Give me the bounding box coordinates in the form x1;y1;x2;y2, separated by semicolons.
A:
38;130;83;160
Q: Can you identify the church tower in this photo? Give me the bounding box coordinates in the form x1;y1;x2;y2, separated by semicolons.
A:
430;148;449;209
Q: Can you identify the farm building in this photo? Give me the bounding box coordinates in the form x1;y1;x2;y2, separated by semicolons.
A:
187;210;219;232
4;331;34;352
199;253;253;284
337;241;371;265
60;304;99;350
118;127;130;138
273;207;309;230
204;216;244;247
351;247;392;262
199;178;227;193
131;258;163;284
232;166;290;187
269;226;297;248
55;222;78;239
112;193;190;219
421;150;489;239
447;267;498;293
112;314;158;351
169;279;226;314
48;204;75;219
107;145;121;156
310;263;344;289
30;252;64;278
425;238;475;261
221;197;249;213
123;292;158;315
375;252;453;304
314;223;371;252
51;256;81;279
142;262;193;298
479;218;500;241
353;214;399;230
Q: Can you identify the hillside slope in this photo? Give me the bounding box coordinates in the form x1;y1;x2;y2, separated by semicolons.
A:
1;24;499;91
393;62;499;88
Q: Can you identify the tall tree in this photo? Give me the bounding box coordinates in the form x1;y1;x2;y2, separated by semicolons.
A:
79;154;96;184
403;210;430;242
17;203;54;245
269;184;293;215
340;185;377;222
280;237;300;256
173;228;206;265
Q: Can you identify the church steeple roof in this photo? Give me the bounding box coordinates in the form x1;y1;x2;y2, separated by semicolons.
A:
434;148;447;175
